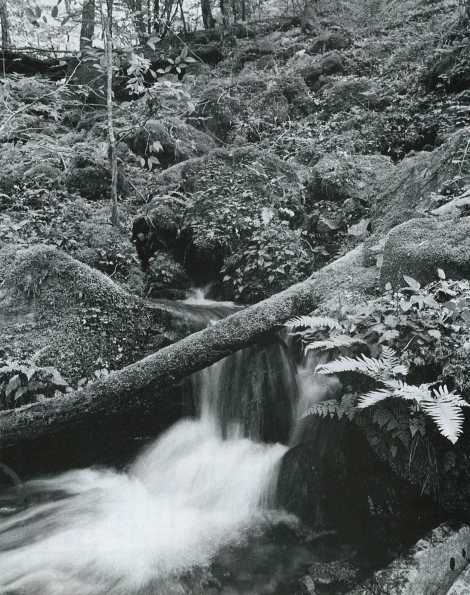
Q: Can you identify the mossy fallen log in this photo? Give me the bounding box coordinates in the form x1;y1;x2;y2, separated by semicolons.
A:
0;245;377;448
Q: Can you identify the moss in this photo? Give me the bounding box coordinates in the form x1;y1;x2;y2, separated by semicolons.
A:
380;217;470;288
0;245;179;383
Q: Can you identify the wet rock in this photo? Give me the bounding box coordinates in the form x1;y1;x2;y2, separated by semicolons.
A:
277;415;441;548
350;524;470;594
380;217;470;288
302;560;358;593
145;251;191;299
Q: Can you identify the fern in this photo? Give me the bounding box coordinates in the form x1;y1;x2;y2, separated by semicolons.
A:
315;347;408;380
303;394;356;421
303;399;341;419
357;381;469;444
420;386;470;444
285;315;342;332
305;335;366;352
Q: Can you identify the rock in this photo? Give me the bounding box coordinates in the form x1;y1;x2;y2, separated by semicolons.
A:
380;217;470;288
320;77;389;115
253;88;290;124
287;50;344;90
307;153;394;206
145;251;190;298
365;127;470;265
308;30;352;53
0;245;179;383
193;72;314;141
65;155;127;201
317;214;342;233
125;117;217;168
350;524;470;594
133;147;309;300
423;40;470;93
276;416;441;547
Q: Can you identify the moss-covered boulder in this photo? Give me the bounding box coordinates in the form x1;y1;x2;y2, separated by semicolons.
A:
125;117;217;168
65;155;127;201
286;50;344;90
380;217;470;288
307;152;393;206
133;146;312;301
193;72;314;141
308;30;352;53
0;245;187;384
423;37;470;93
365;127;470;265
320;76;390;115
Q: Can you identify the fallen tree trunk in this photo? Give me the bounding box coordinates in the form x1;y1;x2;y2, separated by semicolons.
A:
0;246;376;448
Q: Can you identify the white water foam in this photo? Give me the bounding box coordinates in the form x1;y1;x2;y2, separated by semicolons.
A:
0;296;290;595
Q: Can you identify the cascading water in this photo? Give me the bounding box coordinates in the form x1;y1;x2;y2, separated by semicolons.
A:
0;291;317;595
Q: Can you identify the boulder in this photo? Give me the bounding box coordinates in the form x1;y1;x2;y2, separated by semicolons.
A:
351;524;470;595
307;153;394;206
320;76;389;115
380;217;470;288
308;30;352;53
365;127;470;264
193;73;314;141
276;416;442;547
132;147;310;301
65;155;128;201
423;39;470;93
125;117;217;168
287;50;344;90
0;245;185;383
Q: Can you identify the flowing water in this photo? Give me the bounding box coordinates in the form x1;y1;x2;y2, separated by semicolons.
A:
0;292;329;595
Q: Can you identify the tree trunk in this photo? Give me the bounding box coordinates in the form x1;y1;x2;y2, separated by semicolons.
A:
102;0;119;226
201;0;215;29
0;246;376;448
153;0;160;31
0;0;10;50
80;0;95;51
128;0;147;45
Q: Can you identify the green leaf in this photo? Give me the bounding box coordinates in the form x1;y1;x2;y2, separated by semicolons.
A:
403;275;421;291
5;375;22;399
51;5;59;18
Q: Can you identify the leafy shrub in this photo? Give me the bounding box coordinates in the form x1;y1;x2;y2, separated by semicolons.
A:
0;361;70;411
286;273;470;448
221;223;312;301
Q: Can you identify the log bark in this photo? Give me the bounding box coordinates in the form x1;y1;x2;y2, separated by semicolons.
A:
0;246;376;448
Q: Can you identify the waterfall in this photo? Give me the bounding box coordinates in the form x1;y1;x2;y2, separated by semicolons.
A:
0;292;309;595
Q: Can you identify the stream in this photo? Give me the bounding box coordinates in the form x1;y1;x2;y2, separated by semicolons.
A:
0;292;356;595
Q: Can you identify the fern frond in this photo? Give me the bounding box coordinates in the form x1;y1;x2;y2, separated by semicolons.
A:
285;315;342;331
357;388;394;408
357;381;432;409
420;386;469;444
303;399;342;419
315;349;408;381
385;380;432;402
305;335;366;352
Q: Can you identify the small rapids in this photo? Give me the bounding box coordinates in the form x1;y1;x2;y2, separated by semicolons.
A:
0;420;287;594
0;291;321;595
